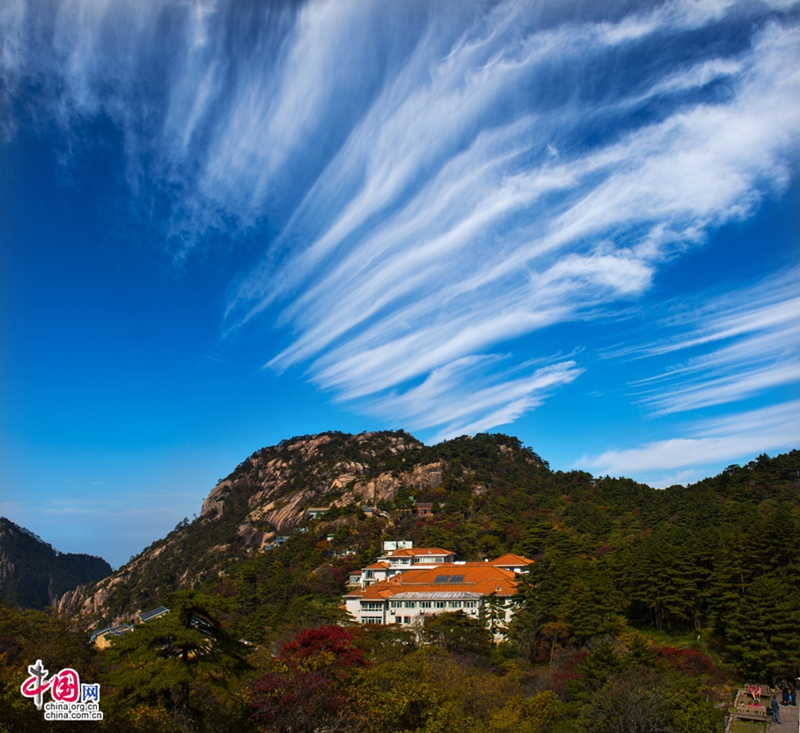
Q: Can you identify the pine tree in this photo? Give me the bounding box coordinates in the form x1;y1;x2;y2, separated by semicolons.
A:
725;575;800;680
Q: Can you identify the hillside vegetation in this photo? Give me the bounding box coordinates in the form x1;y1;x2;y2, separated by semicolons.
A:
0;517;112;610
56;432;800;676
7;431;794;732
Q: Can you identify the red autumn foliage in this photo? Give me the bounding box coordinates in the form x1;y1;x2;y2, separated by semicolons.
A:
249;626;367;733
655;646;714;676
594;544;612;559
551;650;588;693
278;625;366;669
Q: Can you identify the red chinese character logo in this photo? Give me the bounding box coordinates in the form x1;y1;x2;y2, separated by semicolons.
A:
50;669;81;702
20;672;52;699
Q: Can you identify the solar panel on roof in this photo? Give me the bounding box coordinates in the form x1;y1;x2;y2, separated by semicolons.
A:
449;575;465;583
434;575;451;583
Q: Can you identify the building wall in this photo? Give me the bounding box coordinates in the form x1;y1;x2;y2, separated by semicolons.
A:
346;595;516;631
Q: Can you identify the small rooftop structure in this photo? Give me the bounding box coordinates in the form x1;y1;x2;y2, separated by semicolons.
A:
136;605;170;624
307;506;331;519
488;553;534;574
383;540;413;551
91;623;134;649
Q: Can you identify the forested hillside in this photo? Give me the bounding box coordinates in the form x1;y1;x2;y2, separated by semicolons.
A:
0;517;112;609
57;432;800;679
3;433;799;732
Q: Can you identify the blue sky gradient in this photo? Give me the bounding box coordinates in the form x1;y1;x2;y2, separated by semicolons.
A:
1;0;798;567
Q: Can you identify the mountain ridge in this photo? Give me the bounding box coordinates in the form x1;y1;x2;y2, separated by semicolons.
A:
0;516;112;609
54;430;800;641
57;429;547;624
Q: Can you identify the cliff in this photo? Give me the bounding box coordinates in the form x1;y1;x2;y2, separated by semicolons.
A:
58;430;474;625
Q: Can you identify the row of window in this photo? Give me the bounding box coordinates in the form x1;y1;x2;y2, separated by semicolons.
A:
388;600;479;610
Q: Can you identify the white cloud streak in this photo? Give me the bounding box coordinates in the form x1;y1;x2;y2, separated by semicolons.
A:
3;0;800;437
583;266;800;484
369;357;583;442
633;266;800;414
581;400;800;483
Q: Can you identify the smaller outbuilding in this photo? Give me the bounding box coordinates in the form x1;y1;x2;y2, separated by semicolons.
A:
90;624;133;649
136;605;170;624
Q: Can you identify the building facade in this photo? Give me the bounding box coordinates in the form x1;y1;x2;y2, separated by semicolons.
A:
344;551;532;632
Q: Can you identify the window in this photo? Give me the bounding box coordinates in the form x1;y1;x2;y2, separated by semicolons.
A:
363;617;382;625
403;616;411;624
448;601;461;609
390;601;402;609
364;570;374;579
404;601;416;609
434;601;445;609
361;602;383;611
419;601;432;608
464;601;476;608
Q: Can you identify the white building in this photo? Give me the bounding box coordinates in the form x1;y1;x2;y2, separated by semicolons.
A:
344;554;532;631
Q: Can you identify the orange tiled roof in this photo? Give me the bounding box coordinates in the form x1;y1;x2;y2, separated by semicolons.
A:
489;553;533;566
356;563;519;600
364;561;390;570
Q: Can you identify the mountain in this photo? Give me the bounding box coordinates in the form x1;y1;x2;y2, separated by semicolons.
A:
56;431;800;644
0;517;112;609
58;430;466;622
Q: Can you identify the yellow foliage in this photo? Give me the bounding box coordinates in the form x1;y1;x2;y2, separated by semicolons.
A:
488;690;563;733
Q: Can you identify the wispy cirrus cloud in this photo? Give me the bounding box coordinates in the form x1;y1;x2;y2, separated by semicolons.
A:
3;0;800;439
581;400;800;485
235;3;800;435
581;268;800;484
369;357;583;442
632;266;800;415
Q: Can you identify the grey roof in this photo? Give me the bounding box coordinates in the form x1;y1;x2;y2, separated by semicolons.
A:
384;591;483;601
109;625;134;636
138;605;170;622
91;623;133;641
90;626;113;641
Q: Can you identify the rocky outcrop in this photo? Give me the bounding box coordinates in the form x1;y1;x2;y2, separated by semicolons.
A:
201;480;231;519
57;430;540;624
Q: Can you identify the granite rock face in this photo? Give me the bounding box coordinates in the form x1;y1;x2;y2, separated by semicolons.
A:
57;429;545;627
59;431;429;623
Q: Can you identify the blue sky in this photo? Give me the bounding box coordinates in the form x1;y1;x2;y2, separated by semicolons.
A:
1;0;798;568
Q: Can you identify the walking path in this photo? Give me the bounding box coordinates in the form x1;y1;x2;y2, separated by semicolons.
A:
727;689;799;733
770;700;799;732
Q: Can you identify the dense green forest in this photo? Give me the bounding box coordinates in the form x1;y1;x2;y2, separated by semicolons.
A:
1;434;799;731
